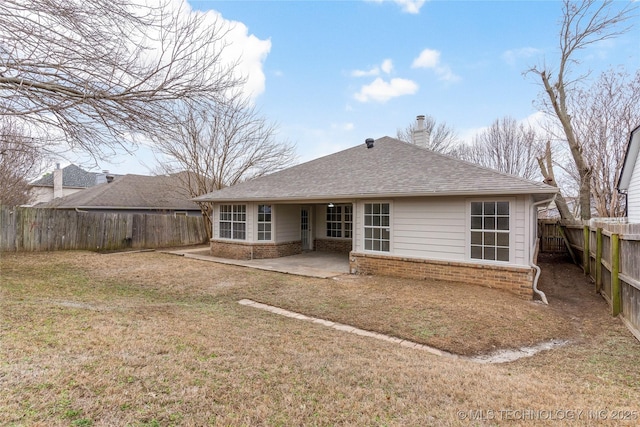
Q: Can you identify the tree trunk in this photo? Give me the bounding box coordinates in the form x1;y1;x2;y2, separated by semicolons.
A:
540;71;592;220
537;141;574;221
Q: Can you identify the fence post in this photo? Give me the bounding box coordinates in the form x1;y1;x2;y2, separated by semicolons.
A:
583;225;590;275
611;233;621;317
595;227;602;293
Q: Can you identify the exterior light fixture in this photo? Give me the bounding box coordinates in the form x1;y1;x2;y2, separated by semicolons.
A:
328;203;335;208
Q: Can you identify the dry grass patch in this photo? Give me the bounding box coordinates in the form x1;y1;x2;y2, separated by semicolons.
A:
240;273;571;355
1;250;639;426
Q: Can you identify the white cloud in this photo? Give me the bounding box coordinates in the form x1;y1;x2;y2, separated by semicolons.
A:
351;58;394;77
412;48;440;69
434;65;460;83
213;14;272;99
381;58;394;74
134;1;271;101
459;112;550;146
412;48;460;82
352;67;381;77
502;47;542;66
365;0;426;14
354;77;419;103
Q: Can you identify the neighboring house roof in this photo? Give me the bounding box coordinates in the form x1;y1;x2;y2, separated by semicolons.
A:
30;164;106;188
43;174;201;211
618;124;640;191
194;137;557;203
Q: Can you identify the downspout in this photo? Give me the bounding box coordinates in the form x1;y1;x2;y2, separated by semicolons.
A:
530;195;557;305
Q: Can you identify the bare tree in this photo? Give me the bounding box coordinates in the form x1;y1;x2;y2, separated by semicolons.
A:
569;69;640;217
152;95;297;237
527;0;637;220
0;0;240;160
0;119;44;206
457;116;543;180
397;115;459;154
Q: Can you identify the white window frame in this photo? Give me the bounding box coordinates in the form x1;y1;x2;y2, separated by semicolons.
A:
219;204;246;240
467;199;513;263
363;202;391;252
326;204;353;238
257;204;272;241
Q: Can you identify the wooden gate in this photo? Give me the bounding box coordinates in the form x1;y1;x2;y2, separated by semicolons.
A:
538;220;567;253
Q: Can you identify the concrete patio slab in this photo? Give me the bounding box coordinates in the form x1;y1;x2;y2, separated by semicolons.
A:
162;247;350;279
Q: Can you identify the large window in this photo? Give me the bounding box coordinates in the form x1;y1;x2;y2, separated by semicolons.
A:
326;204;352;238
219;204;246;240
470;201;510;262
364;202;390;252
257;204;272;241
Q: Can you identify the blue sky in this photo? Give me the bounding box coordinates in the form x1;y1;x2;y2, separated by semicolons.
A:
92;0;639;175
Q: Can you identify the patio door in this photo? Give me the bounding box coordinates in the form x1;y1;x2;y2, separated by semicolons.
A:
301;207;312;251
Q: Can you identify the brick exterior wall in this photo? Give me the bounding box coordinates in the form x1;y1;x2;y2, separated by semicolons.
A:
210;240;302;260
349;252;534;299
314;238;352;254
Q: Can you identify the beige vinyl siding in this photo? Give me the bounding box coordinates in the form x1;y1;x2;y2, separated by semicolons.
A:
393;197;466;260
275;204;300;242
353;196;532;268
29;187;84;205
313;205;324;238
514;196;527;265
245;203;255;241
212;204;220;239
629;154;640;223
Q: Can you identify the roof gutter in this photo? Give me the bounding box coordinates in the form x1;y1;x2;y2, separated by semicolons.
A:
530;195;557;305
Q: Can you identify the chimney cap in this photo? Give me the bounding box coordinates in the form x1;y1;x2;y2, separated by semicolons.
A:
365;138;375;149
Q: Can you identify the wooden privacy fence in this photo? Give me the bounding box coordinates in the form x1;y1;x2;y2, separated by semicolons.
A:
562;219;640;342
0;206;208;252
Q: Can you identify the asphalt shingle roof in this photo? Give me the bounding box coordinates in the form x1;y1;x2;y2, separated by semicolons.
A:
30;164;102;188
43;174;201;211
195;136;557;203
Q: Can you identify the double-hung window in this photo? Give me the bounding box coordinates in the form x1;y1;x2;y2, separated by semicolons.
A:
326;205;352;238
219;204;246;240
470;201;510;262
257;205;272;241
364;202;390;252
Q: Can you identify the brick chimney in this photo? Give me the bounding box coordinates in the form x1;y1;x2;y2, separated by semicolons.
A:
412;115;428;147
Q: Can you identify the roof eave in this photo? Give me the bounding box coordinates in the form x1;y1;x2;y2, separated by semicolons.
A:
195;187;559;203
618;125;640;191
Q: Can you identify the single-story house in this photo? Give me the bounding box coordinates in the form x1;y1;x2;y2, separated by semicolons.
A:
618;125;640;223
28;164;113;205
42;173;202;216
194;137;558;298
